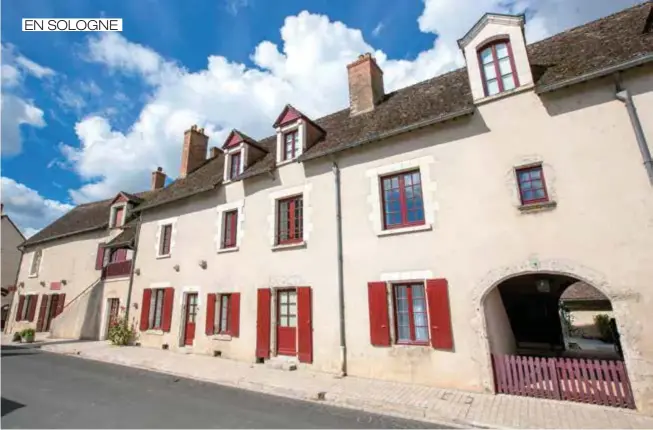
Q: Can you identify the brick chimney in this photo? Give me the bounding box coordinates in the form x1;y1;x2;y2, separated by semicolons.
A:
180;125;209;178
151;167;166;190
347;53;384;116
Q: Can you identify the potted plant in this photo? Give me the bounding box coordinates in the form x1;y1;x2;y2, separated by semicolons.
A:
21;328;36;343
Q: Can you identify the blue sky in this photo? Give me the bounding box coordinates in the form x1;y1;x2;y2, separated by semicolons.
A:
0;0;642;237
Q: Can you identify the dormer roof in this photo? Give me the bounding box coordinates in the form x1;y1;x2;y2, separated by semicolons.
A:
457;13;526;50
273;104;327;135
222;129;268;152
109;191;144;205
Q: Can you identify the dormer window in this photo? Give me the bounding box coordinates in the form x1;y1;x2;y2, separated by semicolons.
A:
110;204;127;228
479;40;518;96
229;151;241;180
114;207;124;227
283;130;300;161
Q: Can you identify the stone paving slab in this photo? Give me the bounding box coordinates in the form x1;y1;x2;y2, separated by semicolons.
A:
4;335;653;429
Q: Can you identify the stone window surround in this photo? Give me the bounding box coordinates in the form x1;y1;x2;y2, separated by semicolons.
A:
28;249;44;278
267;183;313;249
214;200;245;253
154;217;178;259
223;143;247;184
109;202;128;228
366;156;437;237
509;159;558;213
276;120;306;165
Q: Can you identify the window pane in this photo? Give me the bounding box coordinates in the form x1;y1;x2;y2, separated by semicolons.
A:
480;48;493;64
288;315;297;327
487;79;499;95
530;169;541;179
149;292;157;328
483;63;496;80
495;43;508;59
391;177;399;189
502;74;515;91
498;57;512;75
532;180;543;190
534;188;546;199
397;325;411;341
404;174;412;186
386;213;402;226
523;190;535;201
288;302;297;316
383;178;391;189
412;172;421;184
415;326;429;342
521;181;532;190
280;292;288;304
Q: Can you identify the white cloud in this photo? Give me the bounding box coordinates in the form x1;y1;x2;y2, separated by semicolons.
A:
1;95;46;156
1;64;21;88
1;177;73;237
64;2;641;203
372;22;384;37
225;0;249;16
15;55;55;78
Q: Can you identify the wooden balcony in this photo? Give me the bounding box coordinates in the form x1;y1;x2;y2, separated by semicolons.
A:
102;260;132;279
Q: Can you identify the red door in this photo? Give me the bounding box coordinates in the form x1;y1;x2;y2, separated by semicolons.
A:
183;293;198;346
276;289;297;356
107;298;120;335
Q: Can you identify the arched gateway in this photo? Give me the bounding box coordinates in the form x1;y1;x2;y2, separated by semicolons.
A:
471;260;636;409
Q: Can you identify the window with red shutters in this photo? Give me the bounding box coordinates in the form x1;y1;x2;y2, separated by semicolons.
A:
216;294;231;334
161;287;174;332
277;195;303;245
516;165;549;205
158;224;172;256
283;130;299;160
222;210;238;249
256;288;271;359
478;40;519;96
95;243;106;270
147;289;165;330
27;295;38;322
205;293;216;335
229;151;241;180
425;279;454;350
381;170;425;230
393;283;429;345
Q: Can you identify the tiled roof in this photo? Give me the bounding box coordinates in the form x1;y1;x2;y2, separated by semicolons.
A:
561;282;609;302
103;227;136;248
23;3;653;243
21;190;158;248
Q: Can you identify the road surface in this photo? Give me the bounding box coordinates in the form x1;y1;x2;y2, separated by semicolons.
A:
1;345;439;428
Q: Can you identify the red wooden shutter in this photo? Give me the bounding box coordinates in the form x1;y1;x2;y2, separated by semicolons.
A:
140;289;152;331
426;279;454;350
255;288;271;359
36;295;49;331
230;293;241;338
367;282;391;346
55;294;66;316
95;243;106;270
205;293;216;335
297;287;313;363
16;295;25;321
161;287;174;332
27;296;38;322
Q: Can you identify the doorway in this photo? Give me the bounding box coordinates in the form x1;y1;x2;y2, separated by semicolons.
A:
183;293;198;346
276;289;297;356
106;298;120;337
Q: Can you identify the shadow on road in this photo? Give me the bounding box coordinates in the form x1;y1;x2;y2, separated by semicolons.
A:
1;345;41;357
1;397;25;417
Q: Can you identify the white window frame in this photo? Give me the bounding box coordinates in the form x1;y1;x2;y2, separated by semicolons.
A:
155;217;178;258
215;200;245;253
28;249;43;278
223;143;246;183
109;203;128;228
366;156;437;237
267;184;312;249
275;120;306;165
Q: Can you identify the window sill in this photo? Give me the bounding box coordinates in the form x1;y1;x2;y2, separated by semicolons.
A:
272;241;306;251
518;200;557;213
395;341;430;347
28;274;38;279
213;333;233;341
217;246;239;254
156;254;171;260
475;83;534;105
377;224;432;237
276;158;298;167
144;329;165;336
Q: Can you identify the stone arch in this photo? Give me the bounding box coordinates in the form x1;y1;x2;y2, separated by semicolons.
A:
467;256;631;394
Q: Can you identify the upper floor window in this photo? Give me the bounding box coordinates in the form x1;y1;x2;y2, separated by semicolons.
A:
29;249;43;277
479;41;518;96
516;165;549;205
113;206;124;227
158;224;173;257
222;210;238;249
283;130;300;161
381;170;424;230
229;152;241;180
277;195;303;245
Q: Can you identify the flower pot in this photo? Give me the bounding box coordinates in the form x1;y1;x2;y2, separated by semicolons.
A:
22;334;34;343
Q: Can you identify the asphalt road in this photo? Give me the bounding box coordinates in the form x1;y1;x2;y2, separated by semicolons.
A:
1;345;440;428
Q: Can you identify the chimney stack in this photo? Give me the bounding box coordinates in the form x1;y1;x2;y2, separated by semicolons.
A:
180;125;209;178
151;167;166;190
347;53;384;116
209;147;221;159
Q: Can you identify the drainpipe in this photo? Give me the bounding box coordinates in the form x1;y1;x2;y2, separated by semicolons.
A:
615;83;653;185
332;160;347;377
124;213;142;325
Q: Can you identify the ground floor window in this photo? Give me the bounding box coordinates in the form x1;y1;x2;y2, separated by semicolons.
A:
393;283;428;344
148;289;165;330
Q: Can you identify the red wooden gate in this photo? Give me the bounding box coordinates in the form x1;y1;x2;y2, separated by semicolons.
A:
492;354;635;409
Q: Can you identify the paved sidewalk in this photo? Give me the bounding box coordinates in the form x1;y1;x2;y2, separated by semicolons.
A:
4;335;653;429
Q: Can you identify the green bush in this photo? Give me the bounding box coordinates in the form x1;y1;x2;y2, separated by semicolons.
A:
20;328;36;338
107;316;136;346
594;314;612;341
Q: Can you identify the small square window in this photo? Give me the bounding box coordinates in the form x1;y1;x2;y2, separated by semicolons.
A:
516;165;549;205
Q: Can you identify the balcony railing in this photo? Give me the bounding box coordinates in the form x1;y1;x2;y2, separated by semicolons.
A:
102;260;132;279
